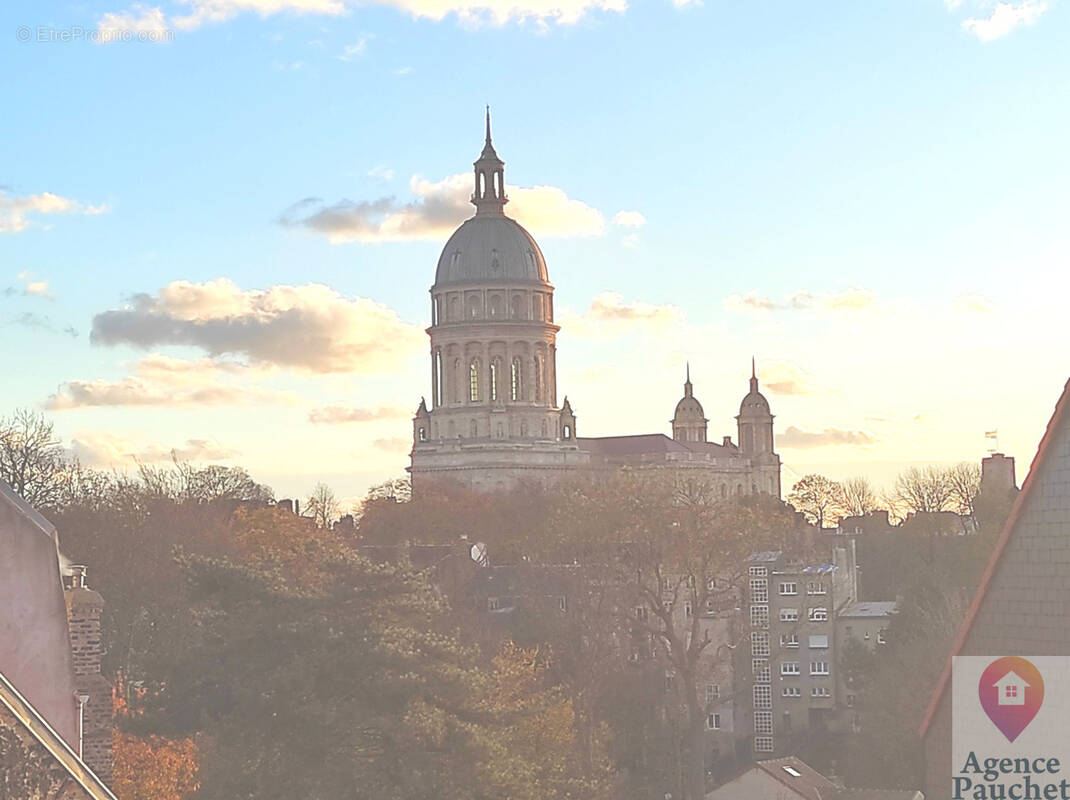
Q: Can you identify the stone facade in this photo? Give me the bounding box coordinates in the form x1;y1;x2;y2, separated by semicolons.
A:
410;117;782;498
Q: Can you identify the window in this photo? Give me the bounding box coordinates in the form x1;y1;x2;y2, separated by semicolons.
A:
706;713;722;730
750;578;769;603
488;598;500;611
751;632;770;657
877;629;888;645
753;685;772;709
779;582;797;596
706;684;720;704
782;687;801;698
755;711;773;735
754;736;774;753
810;662;830;675
811;686;831;698
783;766;802;777
489;361;499;401
534;358;543;403
418;427;426;442
808;607;828;622
665;672;674;692
510;357;522;401
1006;685;1018;700
469;360;480;402
558;596;567;613
807;581;827;595
635;606;648;621
750;605;769;628
562;424;572;440
808;635;829;649
780;633;799;649
753;660;770;684
749;566;768;577
780;662;800;676
845;625;853;638
780;608;799;622
847;693;856;707
684;600;693;618
433;351;443;407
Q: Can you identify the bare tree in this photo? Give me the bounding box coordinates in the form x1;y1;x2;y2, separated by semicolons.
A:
787;474;842;528
891;466;954;516
0;408;71;508
946;462;981;517
305;482;341;528
837;476;881;517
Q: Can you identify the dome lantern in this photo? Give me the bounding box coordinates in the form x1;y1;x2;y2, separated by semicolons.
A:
472;107;507;216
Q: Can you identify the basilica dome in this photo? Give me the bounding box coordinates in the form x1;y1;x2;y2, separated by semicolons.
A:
434;215;548;287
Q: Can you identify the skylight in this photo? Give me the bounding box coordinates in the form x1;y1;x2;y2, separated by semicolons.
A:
783;766;802;777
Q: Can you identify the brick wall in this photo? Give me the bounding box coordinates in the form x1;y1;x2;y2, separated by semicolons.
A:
65;567;113;785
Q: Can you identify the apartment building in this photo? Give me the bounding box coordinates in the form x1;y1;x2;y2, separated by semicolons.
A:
741;540;858;755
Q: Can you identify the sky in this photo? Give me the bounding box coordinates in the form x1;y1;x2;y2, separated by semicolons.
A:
1;0;1067;507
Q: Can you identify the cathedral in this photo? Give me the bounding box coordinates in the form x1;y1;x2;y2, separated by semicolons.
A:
408;114;781;498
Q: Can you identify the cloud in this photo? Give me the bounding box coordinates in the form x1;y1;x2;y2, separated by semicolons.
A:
372;437;410;452
1;312;78;336
0;190;107;234
564;292;684;337
759;361;818;396
72;431;237;466
6;271;53;299
46;354;296;410
962;1;1046;40
90;279;424;373
309;405;411;423
955;293;996;313
337;37;369;59
101;0;624;35
777;426;878;449
280;172;604;243
368;165;395;181
97;5;173;42
724;287;876;315
612;210;646;228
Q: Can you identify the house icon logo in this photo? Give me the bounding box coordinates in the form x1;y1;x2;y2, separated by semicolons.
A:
979;657;1045;742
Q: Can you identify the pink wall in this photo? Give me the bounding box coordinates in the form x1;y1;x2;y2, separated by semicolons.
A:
0;484;79;748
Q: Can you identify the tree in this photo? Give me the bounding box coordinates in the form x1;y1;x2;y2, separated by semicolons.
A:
135;548;490;800
946;462;981;517
837;476;880;518
787;474;842;528
0;408;71;509
112;732;199;800
890;466;953;517
305;482;341;528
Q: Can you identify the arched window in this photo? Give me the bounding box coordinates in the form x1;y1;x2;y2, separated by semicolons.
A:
467;296;481;319
454;358;462;403
511;357;522;401
534;358;543;404
469;360;480;403
434;350;443;408
511;296;523;319
489;360;499;402
563;424;572;440
418;427;427;442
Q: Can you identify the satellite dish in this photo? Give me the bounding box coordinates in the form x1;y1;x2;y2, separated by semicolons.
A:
470;542;488;566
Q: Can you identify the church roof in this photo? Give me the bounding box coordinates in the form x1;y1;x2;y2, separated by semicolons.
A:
920;376;1070;737
434;214;549;287
577;433;733;457
0;670;117;800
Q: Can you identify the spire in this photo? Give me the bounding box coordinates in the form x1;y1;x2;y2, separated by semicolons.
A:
750;357;759;393
472;107;506;215
684;362;693;397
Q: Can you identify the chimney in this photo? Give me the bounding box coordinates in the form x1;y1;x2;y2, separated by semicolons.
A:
722;436;733;447
64;566;113;783
278;498;293;514
981;453;1017;496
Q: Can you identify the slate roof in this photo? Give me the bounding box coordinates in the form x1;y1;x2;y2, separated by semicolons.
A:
840;601;897;619
920;377;1070;736
577;433;736;457
754;756;841;800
